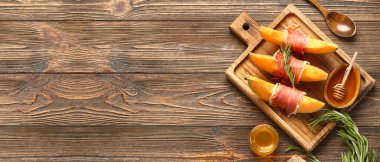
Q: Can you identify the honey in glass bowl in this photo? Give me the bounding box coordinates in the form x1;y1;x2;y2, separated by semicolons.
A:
249;124;279;156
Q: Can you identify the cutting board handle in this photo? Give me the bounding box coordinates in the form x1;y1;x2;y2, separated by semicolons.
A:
229;11;262;47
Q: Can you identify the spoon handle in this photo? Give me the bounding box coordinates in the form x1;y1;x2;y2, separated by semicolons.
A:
308;0;330;17
341;52;358;86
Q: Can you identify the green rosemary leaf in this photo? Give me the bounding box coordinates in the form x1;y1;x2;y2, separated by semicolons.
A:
280;45;295;86
312;110;377;162
286;145;303;153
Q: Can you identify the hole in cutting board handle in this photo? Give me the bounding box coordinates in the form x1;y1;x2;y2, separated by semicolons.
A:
242;23;249;30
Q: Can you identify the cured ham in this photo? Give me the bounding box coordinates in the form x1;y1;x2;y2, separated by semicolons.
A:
269;84;306;116
249;53;328;82
286;28;309;55
259;26;338;54
245;76;325;114
272;51;309;84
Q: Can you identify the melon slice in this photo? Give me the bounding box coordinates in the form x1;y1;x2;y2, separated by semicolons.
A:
249;53;328;82
259;26;338;54
245;76;325;114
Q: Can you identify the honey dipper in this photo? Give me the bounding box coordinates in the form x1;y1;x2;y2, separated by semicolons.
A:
333;52;358;101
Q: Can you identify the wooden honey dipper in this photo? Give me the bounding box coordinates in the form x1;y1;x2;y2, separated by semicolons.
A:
333;52;358;101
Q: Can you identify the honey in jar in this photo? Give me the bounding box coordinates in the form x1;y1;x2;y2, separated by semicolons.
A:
249;124;279;156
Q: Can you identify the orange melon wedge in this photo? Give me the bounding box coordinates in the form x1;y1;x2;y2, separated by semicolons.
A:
259;26;338;54
245;76;325;113
249;53;328;82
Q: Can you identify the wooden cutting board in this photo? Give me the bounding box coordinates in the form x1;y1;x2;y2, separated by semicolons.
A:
225;4;375;151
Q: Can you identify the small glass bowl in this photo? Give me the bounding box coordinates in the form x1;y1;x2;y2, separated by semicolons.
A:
249;124;279;156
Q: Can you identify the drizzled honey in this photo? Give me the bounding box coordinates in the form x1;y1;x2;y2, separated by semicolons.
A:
249;124;279;156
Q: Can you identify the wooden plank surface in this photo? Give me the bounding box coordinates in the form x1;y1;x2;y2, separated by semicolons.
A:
0;21;377;73
0;126;377;161
0;0;377;21
0;73;377;126
0;0;378;161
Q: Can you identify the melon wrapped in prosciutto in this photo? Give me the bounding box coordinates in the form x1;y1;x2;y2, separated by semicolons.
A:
249;51;328;83
259;26;338;54
245;76;325;116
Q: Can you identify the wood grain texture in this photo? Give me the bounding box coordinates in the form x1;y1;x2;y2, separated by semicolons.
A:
0;73;377;127
0;0;377;161
0;126;377;161
0;0;377;21
0;21;377;73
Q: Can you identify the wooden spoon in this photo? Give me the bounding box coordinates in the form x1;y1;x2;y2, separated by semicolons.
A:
308;0;356;37
333;52;358;101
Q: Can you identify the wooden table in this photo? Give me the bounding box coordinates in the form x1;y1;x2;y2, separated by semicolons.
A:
0;0;378;161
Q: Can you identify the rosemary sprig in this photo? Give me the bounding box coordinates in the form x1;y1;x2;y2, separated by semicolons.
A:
286;145;320;162
280;45;296;86
311;110;377;162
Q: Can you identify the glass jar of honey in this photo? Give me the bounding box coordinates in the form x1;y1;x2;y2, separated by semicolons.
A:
249;124;279;156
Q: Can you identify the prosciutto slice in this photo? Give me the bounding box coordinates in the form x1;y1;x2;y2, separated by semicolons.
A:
272;51;308;84
286;29;309;55
269;84;305;116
